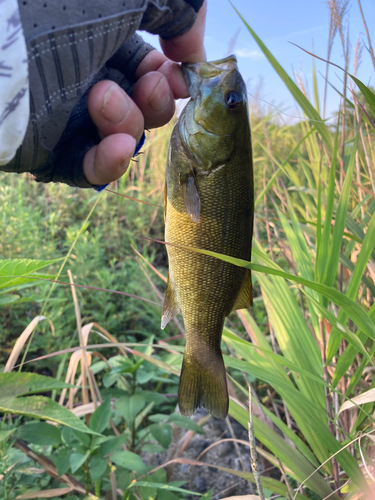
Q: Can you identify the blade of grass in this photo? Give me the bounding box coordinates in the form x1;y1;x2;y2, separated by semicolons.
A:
255;129;314;207
19;193;104;371
232;5;332;149
334;302;375;395
147;457;306;500
149;238;375;344
322;135;359;291
315;127;339;283
229;399;342;499
328;207;375;369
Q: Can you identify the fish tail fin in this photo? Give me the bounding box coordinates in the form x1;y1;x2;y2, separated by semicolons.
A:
178;344;228;419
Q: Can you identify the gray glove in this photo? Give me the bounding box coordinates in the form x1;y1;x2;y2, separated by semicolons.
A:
2;0;203;188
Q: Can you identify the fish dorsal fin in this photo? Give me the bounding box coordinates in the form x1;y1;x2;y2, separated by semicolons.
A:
232;269;253;311
161;274;180;329
181;175;201;223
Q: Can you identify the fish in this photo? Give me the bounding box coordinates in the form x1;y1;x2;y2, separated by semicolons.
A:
161;55;254;419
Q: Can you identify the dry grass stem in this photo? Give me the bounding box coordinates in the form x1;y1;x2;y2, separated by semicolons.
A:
4;316;50;373
293;429;375;499
15;487;74;499
357;0;375;70
68;270;90;413
13;439;88;496
248;388;265;500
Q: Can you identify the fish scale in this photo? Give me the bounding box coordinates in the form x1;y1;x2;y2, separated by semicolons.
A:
162;55;254;419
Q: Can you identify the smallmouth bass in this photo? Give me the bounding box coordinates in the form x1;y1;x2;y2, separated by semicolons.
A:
162;55;254;419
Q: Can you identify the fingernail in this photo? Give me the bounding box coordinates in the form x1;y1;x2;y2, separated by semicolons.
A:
120;155;131;170
149;76;171;112
102;85;129;124
120;137;136;169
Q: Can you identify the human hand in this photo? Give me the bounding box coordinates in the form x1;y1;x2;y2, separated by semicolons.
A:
83;1;207;186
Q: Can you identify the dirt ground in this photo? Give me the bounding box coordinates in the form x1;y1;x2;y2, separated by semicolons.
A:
142;409;259;499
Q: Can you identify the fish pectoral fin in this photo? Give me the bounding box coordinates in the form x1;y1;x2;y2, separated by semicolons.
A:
181;175;201;223
232;268;253;311
161;275;180;329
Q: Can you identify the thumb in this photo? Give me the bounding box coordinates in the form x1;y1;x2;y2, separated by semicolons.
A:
159;0;207;63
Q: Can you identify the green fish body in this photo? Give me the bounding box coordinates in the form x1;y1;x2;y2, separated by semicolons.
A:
162;56;254;419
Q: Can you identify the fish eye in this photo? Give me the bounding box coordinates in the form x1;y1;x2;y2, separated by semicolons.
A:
225;90;242;109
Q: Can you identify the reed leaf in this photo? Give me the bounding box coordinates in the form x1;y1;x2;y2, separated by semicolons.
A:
162;240;375;343
229;400;341;499
233;6;332;149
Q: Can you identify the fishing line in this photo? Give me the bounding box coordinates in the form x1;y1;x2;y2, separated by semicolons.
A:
0;275;160;306
246;91;333;125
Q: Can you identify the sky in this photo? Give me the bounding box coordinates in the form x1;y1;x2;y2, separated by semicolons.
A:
141;0;375;123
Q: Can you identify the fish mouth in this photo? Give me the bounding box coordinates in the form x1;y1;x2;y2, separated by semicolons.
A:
207;54;238;67
183;55;237;72
182;55;238;98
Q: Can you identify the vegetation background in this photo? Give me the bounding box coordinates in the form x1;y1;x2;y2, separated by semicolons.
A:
1;1;375;499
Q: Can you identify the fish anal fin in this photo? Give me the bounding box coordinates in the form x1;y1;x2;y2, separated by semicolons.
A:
181;175;201;223
161;274;180;329
232;269;253;311
178;343;228;419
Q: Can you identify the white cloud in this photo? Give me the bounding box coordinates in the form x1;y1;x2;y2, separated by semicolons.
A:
234;48;264;60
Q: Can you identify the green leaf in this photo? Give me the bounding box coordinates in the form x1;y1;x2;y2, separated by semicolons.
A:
136;390;168;404
0;258;59;290
0;372;73;398
139;477;158;500
72;429;91;447
254;273;326;414
329;210;375;370
110;451;146;473
0;428;17;442
0;373;100;436
350;74;375;120
224;345;365;487
17;422;62;446
148;414;166;423
116;395;146;424
316;126;341;284
90;455;108;482
62;426;78;446
0;395;100;435
225;328;328;393
174;243;375;345
140;443;165;453
99;433;128;456
134;402;155;430
255;129;314;207
149;423;172;449
89;399;111;434
167;414;205;434
335;303;375;397
0;294;20;306
303;291;371;363
129;482;201;497
229;400;350;498
70;451;90;473
55;447;70;477
157;491;181;500
323;136;358;290
201;489;214;500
